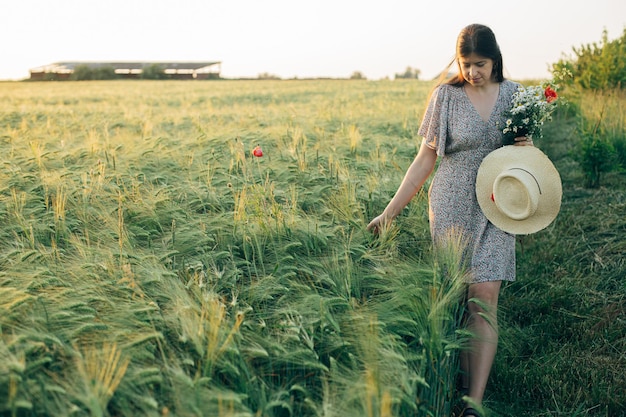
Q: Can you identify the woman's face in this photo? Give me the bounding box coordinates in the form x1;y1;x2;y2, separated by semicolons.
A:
459;53;494;86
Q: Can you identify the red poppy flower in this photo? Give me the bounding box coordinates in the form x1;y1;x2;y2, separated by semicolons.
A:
544;86;558;103
252;145;263;157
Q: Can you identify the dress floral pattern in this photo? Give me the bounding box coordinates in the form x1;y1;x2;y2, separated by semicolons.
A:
418;80;520;283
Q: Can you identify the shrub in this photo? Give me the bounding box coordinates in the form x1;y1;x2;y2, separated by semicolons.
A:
141;64;168;80
570;88;626;187
350;71;366;80
552;28;626;90
71;64;95;81
612;134;626;169
395;66;421;80
257;72;281;80
574;131;617;188
93;66;118;80
70;65;118;81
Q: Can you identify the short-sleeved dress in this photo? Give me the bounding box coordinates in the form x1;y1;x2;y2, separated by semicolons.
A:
418;80;520;283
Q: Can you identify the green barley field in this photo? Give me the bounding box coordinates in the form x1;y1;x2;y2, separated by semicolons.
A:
0;79;624;417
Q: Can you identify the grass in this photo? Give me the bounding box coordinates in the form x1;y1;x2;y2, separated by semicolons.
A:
0;79;624;417
490;90;626;417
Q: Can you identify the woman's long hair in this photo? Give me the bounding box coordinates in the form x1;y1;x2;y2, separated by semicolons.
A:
439;24;505;87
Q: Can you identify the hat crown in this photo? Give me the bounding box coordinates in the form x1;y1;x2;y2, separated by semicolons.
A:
476;145;562;235
493;168;540;220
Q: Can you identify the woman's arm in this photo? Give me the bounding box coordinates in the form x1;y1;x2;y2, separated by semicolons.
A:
367;140;438;232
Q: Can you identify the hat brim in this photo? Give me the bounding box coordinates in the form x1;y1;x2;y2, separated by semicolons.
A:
476;146;562;235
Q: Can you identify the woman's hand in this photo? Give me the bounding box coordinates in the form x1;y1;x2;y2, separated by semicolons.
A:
513;136;534;146
366;141;437;234
366;213;391;234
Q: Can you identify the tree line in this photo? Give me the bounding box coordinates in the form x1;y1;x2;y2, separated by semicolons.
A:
553;27;626;90
68;63;169;80
554;28;626;188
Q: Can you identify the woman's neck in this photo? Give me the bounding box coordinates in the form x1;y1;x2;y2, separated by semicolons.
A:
464;79;499;94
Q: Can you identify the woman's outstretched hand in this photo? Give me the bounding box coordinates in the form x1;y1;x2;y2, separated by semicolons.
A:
513;136;534;146
366;214;390;234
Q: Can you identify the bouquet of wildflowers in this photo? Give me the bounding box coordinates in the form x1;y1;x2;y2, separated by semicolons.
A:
502;82;560;145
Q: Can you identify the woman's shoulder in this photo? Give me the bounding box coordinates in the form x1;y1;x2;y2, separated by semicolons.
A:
501;79;522;93
431;83;463;102
436;83;463;93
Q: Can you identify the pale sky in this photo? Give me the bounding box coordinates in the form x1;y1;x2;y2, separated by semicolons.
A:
2;0;625;81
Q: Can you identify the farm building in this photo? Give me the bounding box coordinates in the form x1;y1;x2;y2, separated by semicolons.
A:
29;61;222;80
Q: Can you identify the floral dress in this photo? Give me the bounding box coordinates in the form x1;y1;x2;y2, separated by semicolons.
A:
418;80;520;283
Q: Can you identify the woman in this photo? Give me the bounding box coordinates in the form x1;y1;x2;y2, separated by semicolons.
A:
367;24;531;417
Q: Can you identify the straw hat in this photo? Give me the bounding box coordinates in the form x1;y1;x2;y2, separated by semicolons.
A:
476;146;562;235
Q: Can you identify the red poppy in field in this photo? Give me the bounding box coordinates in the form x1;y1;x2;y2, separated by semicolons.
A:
252;145;263;157
544;86;558;103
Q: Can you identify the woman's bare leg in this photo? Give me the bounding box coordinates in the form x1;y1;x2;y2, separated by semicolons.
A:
465;280;502;406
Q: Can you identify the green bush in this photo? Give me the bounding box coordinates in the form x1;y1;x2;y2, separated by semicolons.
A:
93;66;118;80
574;132;617;188
551;26;626;185
612;134;626;169
552;28;626;90
395;67;421;80
71;64;95;80
141;64;169;80
70;65;118;81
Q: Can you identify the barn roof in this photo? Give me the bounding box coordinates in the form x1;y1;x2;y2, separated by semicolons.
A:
30;61;221;74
